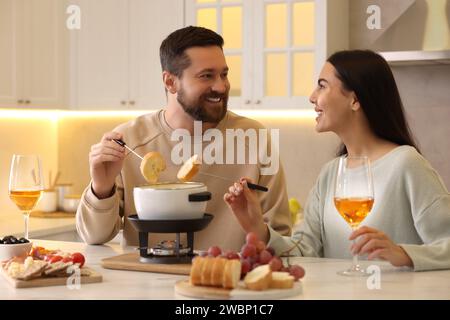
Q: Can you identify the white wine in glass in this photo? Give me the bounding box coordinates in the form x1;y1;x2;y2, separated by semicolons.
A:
334;155;374;276
8;155;44;239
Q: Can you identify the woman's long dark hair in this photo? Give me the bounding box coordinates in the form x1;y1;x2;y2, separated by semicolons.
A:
327;50;420;156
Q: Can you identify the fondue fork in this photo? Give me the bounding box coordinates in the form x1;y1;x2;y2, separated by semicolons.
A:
113;139;144;160
198;172;269;192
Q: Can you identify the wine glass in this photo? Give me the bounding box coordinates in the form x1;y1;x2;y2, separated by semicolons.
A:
8;155;44;239
334;155;374;276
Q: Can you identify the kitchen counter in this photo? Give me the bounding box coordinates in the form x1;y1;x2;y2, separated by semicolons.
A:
1;239;449;300
0;212;76;239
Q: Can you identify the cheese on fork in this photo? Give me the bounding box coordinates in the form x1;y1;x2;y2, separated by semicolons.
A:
140;151;166;184
177;154;201;182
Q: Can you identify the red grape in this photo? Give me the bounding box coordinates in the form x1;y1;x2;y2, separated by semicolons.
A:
256;240;266;253
266;246;275;256
289;265;305;281
226;251;240;260
240;244;257;259
241;259;251;275
208;246;222;257
268;256;283;271
246;232;259;246
259;250;273;264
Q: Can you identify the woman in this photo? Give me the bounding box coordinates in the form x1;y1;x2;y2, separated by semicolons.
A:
224;50;450;271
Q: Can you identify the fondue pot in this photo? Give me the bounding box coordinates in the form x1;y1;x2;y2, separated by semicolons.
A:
133;182;211;220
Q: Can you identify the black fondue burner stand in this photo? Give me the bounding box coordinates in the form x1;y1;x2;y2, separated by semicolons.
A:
127;214;213;264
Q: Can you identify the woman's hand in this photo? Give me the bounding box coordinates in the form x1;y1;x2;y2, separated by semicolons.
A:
223;178;269;242
350;226;413;268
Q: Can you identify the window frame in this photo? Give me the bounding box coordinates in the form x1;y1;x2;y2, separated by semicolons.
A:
185;0;326;109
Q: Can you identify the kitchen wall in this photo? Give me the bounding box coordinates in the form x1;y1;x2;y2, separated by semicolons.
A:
0;111;58;213
392;64;450;187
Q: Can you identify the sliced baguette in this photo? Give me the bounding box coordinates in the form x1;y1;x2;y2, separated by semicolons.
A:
140;151;166;184
210;257;228;287
190;256;205;286
244;264;272;291
189;256;241;289
270;271;294;289
200;257;215;286
222;259;241;289
177;154;200;182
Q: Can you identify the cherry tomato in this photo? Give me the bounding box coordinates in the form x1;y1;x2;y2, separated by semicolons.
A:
49;255;63;264
71;252;85;268
44;254;54;262
62;257;73;263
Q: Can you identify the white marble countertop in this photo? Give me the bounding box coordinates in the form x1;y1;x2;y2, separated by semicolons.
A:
1;239;449;300
0;212;75;239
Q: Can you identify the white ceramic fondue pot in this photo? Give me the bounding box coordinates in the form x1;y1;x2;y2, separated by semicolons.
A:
133;182;211;220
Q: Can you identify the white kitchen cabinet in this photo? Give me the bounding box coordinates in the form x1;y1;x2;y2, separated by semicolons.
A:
186;0;347;109
0;0;18;107
0;0;64;108
70;0;184;110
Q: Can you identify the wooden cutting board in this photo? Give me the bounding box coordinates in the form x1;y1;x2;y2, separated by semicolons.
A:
101;252;191;275
175;280;303;300
1;266;102;288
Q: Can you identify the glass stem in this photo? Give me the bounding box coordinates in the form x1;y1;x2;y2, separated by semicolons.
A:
23;211;30;239
351;226;361;271
352;239;359;269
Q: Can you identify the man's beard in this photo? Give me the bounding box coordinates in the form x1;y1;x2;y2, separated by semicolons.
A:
177;87;228;123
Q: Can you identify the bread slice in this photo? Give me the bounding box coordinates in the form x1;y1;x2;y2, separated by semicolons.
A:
17;260;48;281
200;257;215;286
177;154;200;182
189;256;241;289
244;264;272;291
140;152;166;184
270;271;294;289
190;256;205;286
210;257;228;287
222;259;241;289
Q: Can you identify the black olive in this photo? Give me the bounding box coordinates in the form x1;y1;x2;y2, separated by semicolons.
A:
19;237;29;243
10;237;17;244
0;239;3;244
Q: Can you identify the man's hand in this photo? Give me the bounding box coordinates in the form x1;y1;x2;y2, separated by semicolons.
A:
350;226;413;268
89;131;126;199
223;178;269;243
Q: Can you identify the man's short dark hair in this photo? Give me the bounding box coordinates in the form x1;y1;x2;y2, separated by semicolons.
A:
160;26;224;77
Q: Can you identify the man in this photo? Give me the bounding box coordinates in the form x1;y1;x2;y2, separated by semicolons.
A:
76;26;291;251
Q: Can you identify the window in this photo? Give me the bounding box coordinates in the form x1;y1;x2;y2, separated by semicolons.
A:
186;0;326;109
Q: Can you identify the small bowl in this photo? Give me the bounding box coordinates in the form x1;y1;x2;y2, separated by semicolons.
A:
62;195;81;212
0;242;33;262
